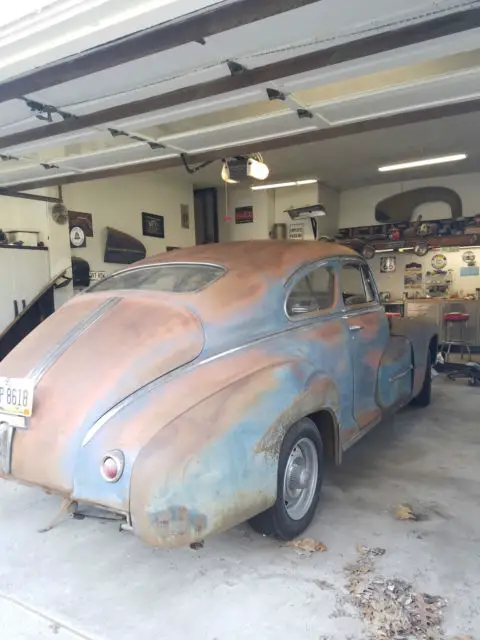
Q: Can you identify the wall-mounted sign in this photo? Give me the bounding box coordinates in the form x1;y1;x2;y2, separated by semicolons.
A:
380;256;396;273
235;206;254;224
89;271;106;281
70;226;86;248
288;222;305;240
431;253;447;271
142;212;165;238
404;262;423;289
68;211;93;237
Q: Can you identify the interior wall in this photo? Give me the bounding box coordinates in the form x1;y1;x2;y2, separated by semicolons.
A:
218;182;339;242
0;194;49;242
64;172;196;273
340;172;480;228
340;172;480;300
217;187;275;242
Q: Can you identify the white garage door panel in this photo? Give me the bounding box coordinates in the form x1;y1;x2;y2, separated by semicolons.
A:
208;0;477;64
29;44;226;112
313;67;480;124
0;0;230;82
59;143;176;171
0;165;68;187
112;87;268;130
163;112;319;152
277;30;480;94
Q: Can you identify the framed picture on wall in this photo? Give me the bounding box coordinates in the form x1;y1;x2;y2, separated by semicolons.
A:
142;212;165;238
235;206;254;224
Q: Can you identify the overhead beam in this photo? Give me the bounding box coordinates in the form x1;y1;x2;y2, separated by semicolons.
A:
0;0;321;104
0;187;61;203
6;96;480;192
2;6;480;152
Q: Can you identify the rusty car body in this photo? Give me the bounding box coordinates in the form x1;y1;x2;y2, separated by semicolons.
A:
0;241;438;547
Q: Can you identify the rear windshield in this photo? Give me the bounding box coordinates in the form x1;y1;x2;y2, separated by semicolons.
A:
87;264;225;294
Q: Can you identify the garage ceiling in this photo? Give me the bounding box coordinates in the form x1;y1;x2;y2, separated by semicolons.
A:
1;0;480;192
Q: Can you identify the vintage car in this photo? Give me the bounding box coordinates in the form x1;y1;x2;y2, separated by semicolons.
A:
0;241;437;547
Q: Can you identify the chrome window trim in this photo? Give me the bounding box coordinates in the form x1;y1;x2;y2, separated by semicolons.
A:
86;262;227;294
283;258;338;322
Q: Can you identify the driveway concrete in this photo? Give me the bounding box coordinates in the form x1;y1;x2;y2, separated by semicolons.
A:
0;377;478;640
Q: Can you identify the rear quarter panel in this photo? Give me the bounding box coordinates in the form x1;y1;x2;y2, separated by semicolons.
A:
127;319;354;547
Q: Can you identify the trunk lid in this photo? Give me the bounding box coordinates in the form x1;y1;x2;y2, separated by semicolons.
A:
0;293;204;493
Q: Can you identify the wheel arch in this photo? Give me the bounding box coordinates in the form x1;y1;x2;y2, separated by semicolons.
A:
307;408;342;465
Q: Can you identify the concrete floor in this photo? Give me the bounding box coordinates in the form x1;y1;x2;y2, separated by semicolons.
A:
0;376;479;640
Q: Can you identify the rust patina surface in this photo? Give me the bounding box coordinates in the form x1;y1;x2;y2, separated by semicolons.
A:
0;241;437;546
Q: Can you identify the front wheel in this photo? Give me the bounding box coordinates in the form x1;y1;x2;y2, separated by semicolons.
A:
249;418;323;540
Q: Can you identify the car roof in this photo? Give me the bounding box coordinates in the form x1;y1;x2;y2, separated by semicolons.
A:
136;240;358;280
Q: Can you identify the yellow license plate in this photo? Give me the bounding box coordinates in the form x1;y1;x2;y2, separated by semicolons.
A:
0;377;34;418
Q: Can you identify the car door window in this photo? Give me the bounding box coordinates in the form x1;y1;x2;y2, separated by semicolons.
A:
341;263;375;307
286;265;335;317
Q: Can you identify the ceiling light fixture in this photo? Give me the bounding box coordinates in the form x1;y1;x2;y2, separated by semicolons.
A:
251;179;318;191
378;154;467;173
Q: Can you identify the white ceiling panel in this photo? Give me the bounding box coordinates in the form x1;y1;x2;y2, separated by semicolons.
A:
160;111;320;152
54;142;175;171
312;67;480;124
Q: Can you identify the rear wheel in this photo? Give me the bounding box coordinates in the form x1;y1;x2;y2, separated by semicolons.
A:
411;351;432;407
249;418;323;540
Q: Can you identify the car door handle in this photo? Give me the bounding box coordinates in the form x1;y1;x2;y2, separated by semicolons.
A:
349;325;364;332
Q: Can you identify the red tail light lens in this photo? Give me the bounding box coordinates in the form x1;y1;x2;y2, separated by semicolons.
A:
100;451;124;482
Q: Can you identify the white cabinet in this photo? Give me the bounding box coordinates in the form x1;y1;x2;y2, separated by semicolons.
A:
0;247;50;335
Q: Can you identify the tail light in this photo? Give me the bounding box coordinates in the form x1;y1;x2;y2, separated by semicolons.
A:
100;450;124;482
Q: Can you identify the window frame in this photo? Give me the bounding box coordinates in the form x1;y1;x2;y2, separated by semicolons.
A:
86;261;227;295
340;259;379;311
284;260;337;321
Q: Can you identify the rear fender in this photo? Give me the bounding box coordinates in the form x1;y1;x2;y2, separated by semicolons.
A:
130;358;339;547
389;317;438;396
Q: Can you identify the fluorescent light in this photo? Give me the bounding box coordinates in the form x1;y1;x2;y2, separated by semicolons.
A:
376;249;395;253
251;179;317;191
399;247;415;252
378;154;467;173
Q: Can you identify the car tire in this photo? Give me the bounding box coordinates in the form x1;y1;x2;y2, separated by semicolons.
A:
410;351;432;407
249;418;323;540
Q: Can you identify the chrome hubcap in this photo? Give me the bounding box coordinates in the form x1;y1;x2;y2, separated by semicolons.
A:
283;437;319;520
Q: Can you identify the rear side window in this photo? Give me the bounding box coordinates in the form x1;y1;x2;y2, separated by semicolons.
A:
88;264;225;294
287;266;335;317
341;263;375;306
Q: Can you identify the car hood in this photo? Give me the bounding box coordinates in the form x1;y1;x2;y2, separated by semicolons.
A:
0;293;204;494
